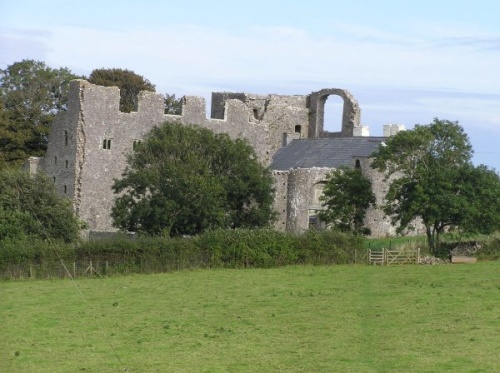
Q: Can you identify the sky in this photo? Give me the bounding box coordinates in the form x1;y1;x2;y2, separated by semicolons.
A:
1;0;499;170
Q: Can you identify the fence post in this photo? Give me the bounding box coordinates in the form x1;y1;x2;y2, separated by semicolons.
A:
73;262;76;277
417;247;420;264
90;261;93;277
29;264;33;279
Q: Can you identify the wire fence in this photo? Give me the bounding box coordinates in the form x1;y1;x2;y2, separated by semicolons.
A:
1;259;205;280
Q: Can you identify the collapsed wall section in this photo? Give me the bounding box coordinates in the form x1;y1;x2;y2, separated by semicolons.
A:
212;92;310;158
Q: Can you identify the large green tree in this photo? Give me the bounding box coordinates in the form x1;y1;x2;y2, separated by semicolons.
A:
0;169;82;242
88;68;155;113
0;59;82;166
371;118;500;253
112;122;276;236
318;166;376;235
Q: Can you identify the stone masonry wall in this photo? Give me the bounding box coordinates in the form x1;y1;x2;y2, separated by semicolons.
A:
284;168;332;233
40;81;317;234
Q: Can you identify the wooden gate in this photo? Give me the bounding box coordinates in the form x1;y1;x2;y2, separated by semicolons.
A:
369;248;420;265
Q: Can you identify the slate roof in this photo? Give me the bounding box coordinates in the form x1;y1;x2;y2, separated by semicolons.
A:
271;137;386;170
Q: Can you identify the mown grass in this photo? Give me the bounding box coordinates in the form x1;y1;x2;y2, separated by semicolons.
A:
1;262;499;372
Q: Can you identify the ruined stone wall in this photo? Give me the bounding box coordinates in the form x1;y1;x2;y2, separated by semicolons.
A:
40;81;300;233
272;171;289;232
38;80;386;236
284;168;332;233
212;92;310;158
273;158;418;237
42;83;83;207
309;88;362;138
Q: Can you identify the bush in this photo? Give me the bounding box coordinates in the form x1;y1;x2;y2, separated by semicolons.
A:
76;235;202;273
0;169;82;242
195;229;297;268
296;229;364;265
1;229;367;278
0;237;75;267
478;234;500;260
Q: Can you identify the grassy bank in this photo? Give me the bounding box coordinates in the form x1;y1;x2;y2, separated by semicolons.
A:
1;262;499;372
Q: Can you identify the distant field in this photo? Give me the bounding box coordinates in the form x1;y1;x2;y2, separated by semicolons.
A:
1;262;499;372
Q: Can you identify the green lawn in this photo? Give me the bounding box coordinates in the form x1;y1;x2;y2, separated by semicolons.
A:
1;262;499;372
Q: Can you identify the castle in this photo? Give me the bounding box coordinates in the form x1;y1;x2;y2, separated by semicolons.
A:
26;80;411;238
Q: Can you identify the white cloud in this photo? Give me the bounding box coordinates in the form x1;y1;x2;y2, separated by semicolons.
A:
1;20;499;169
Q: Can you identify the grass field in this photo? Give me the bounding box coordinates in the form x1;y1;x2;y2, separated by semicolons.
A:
1;262;499;372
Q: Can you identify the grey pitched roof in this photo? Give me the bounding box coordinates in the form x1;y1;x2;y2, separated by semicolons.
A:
271;137;385;170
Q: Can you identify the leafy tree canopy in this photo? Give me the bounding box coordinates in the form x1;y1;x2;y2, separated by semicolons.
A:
371;118;500;253
0;169;82;243
164;93;182;115
88;68;155;113
318;166;376;235
112;122;276;237
0;59;82;166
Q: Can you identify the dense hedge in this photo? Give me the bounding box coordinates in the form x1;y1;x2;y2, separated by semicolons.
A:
1;229;365;275
0;237;75;265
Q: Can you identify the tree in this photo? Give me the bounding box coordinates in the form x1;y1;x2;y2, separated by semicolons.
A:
164;93;182;115
111;122;276;236
0;101;32;167
318;166;376;235
0;59;82;165
0;169;82;242
454;164;500;235
371;118;500;253
88;68;155;113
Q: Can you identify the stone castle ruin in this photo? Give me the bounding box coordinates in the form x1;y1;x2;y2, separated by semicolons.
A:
26;80;412;238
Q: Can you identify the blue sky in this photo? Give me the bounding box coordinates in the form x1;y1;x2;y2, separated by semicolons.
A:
1;0;499;170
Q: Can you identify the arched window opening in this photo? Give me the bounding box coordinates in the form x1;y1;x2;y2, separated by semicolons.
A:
355;159;361;169
102;138;112;150
309;181;328;230
323;95;343;133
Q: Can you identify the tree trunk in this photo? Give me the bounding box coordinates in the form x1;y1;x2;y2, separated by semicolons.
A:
426;226;436;254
